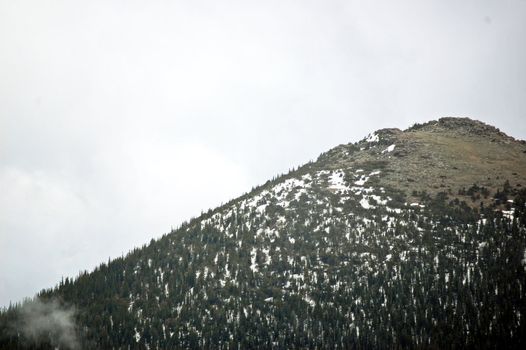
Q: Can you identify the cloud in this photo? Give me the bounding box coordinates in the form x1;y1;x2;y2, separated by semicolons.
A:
13;298;80;350
0;140;249;307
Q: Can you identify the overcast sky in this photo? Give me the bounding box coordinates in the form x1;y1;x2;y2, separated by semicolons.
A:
1;0;526;307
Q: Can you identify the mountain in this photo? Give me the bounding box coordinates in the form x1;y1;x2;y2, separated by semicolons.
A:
1;117;526;349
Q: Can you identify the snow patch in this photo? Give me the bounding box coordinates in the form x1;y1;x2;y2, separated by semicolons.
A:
304;295;316;307
360;197;373;209
328;170;349;191
382;144;396;153
250;248;258;273
354;175;369;186
502;209;515;220
366;133;379;143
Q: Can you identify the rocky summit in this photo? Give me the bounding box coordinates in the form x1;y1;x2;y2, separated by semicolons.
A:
319;117;526;206
1;117;526;349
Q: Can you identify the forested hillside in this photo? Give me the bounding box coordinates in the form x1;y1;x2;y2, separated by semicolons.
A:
2;118;526;349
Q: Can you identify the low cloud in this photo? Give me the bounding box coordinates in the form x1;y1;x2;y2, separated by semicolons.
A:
15;298;80;350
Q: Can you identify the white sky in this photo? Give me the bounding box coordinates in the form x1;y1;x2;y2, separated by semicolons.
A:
1;0;526;307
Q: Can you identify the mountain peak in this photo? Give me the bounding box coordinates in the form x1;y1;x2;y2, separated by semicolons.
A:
317;117;526;206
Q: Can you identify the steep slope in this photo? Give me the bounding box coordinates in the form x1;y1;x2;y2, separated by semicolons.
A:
1;117;526;349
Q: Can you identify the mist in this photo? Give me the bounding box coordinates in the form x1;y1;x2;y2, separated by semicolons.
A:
12;298;80;350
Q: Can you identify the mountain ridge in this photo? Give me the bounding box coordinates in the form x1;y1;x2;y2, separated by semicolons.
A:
203;117;525;221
